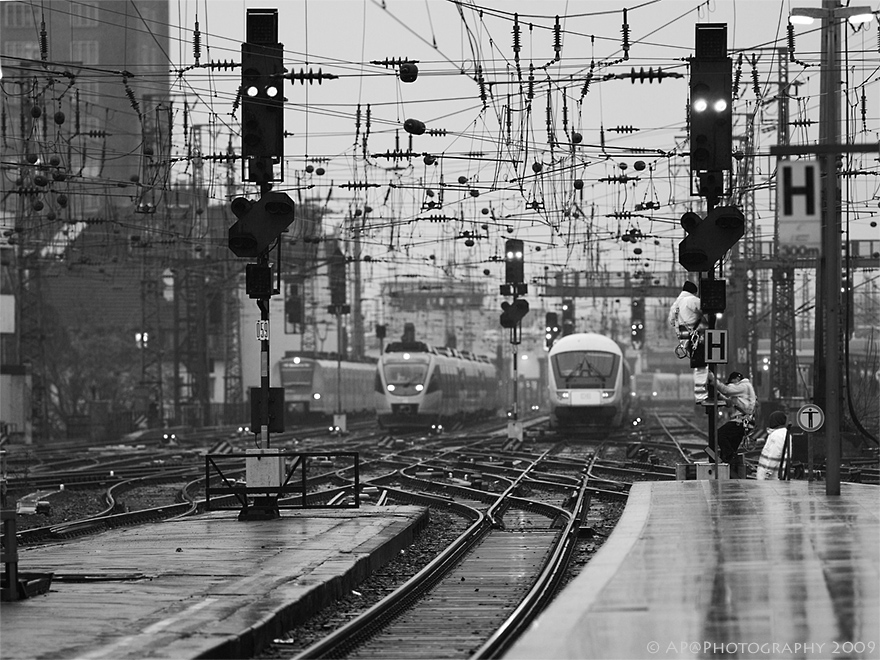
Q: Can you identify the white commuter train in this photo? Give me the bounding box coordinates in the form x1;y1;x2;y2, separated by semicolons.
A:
375;342;499;431
278;355;377;424
547;332;634;430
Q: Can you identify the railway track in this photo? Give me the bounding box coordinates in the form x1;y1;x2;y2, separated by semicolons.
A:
262;438;628;660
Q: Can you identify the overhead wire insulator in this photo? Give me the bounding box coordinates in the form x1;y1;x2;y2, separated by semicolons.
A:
123;76;142;121
286;68;339;84
580;57;595;101
208;60;237;71
733;53;743;100
362;104;371;159
476;65;488;106
861;90;868;132
512;14;522;71
426;128;448;136
193;19;201;66
546;91;554;147
527;63;535;101
369;58;419;68
553;15;562;62
621;8;630;61
750;54;762;100
787;24;812;67
40;15;48;62
608;125;638;133
340;181;381;190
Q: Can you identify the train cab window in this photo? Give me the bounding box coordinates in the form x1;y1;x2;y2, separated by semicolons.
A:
383;362;428;387
552;351;619;388
280;362;315;388
426;366;442;394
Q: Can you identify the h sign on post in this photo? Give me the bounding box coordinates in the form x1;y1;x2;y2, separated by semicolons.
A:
704;329;728;364
778;160;820;256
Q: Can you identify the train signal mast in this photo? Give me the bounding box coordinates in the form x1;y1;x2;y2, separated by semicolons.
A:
679;24;746;474
500;239;529;442
227;9;294;519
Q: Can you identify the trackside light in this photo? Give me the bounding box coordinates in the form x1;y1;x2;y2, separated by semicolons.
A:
313;393;321;400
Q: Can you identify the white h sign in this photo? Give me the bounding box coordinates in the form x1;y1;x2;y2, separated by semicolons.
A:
777;160;820;254
704;329;728;364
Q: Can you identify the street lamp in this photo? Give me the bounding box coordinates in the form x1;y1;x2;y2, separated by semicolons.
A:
789;7;875;24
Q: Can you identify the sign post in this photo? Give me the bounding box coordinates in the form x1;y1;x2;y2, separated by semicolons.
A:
797;403;825;483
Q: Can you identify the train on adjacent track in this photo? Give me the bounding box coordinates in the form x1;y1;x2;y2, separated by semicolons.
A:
546;332;634;431
278;354;377;425
375;341;500;431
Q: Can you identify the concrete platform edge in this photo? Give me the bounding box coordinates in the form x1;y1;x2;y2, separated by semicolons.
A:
204;507;430;659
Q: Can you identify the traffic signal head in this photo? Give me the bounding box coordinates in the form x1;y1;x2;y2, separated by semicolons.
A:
689;25;732;173
500;298;529;328
631;297;645;322
504;239;524;284
545;312;559;349
561;299;575;336
678;205;745;272
241;11;284;185
631;320;645;348
328;247;347;305
228;192;295;258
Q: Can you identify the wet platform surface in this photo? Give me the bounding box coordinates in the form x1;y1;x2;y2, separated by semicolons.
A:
506;480;879;660
1;506;427;660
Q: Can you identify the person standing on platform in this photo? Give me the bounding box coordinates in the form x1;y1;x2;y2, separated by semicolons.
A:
756;411;789;480
667;281;709;403
707;371;757;469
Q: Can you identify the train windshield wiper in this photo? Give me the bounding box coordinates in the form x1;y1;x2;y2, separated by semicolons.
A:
565;357;605;386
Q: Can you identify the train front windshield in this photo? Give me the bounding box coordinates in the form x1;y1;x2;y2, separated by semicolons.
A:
280;361;314;388
383;362;428;387
551;351;619;388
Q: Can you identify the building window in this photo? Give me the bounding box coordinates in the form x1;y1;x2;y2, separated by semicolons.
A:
71;41;99;65
3;2;34;29
71;3;99;27
3;41;41;61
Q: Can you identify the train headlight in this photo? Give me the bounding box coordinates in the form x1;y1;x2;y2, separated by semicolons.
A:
387;384;396;392
313;393;321;400
415;384;424;392
601;390;613;399
556;391;569;400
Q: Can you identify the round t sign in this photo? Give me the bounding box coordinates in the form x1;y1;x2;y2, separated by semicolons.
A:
796;404;825;432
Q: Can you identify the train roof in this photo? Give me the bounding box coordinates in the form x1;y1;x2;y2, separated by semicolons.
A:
280;353;378;365
548;332;624;357
383;342;492;363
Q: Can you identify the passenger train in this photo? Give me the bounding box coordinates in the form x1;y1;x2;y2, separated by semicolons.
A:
278;354;377;425
375;341;500;431
547;333;634;430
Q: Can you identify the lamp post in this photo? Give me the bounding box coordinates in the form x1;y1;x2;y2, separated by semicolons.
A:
789;3;874;496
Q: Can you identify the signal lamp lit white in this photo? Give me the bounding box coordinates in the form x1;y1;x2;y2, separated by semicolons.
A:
693;98;708;113
266;85;279;98
246;85;259;97
713;99;728;112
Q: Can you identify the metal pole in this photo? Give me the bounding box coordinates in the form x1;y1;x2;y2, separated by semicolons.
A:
512;340;519;421
337;310;343;416
818;1;842;495
258;265;270;449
